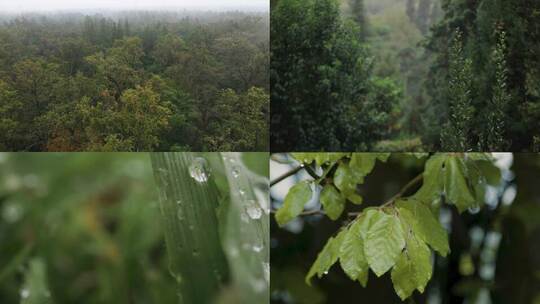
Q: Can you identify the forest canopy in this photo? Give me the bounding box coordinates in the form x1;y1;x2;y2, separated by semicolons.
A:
0;11;269;151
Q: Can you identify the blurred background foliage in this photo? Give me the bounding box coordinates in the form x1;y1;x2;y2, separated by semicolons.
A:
270;153;540;303
0;153;177;303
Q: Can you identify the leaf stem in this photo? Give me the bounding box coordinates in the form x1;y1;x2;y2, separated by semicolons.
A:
381;173;424;207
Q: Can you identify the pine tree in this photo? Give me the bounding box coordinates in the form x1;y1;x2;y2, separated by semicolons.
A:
485;26;510;150
441;30;475;151
350;0;368;40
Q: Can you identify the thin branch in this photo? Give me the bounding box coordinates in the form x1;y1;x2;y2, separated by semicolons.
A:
270;165;304;187
381;173;424;207
270;208;326;216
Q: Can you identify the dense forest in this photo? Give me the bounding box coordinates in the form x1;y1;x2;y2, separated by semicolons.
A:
270;0;540;151
0;11;269;151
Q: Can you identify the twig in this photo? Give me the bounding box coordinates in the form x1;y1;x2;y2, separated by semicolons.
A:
270;165;304;187
381;173;424;207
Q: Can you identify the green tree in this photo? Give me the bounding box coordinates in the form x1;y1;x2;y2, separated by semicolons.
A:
441;30;475;151
484;28;511;150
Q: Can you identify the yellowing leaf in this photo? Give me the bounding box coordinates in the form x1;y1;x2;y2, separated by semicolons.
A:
276;181;312;226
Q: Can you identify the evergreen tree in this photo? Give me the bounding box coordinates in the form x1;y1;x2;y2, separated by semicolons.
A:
485;27;510;150
441;30;474;151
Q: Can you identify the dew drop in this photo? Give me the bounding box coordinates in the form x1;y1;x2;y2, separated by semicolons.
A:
246;200;262;220
262;262;270;283
231;167;240;178
252;244;263;253
188;224;195;231
20;288;29;299
238;189;246;196
323;271;328;275
251;279;266;293
192;249;199;257
177;209;184;221
189;157;210;183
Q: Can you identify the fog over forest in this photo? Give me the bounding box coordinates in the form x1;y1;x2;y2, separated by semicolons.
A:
0;0;268;12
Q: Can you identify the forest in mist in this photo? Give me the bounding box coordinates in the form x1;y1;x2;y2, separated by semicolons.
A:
271;0;540;152
0;10;269;151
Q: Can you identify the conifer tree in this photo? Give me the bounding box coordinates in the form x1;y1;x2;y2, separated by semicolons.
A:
441;30;474;151
485;26;511;150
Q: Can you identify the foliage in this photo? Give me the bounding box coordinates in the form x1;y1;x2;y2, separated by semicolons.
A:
270;0;401;151
0;11;269;151
273;153;502;301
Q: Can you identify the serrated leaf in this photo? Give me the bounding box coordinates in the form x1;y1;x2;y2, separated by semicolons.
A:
444;157;476;213
365;210;406;277
305;229;347;285
339;218;369;287
276;181;312;226
334;163;363;196
397;199;449;257
413;154;446;203
320;184;345;220
391;234;432;300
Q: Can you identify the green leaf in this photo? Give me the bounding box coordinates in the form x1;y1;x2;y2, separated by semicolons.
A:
291;153;348;166
365;210;406;277
305;229;347;285
346;193;363;205
444;156;476;212
397;199;449;257
412;154;446;203
339;218;369;287
320;184;346;220
391;234;432;300
349;153;390;176
276;181;312;226
474;159;501;186
334;163;363;196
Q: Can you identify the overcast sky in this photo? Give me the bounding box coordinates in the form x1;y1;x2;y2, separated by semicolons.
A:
0;0;268;12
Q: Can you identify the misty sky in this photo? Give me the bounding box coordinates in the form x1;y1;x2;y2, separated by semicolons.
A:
0;0;268;12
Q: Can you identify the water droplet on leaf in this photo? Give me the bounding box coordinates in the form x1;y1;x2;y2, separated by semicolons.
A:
246;200;262;220
189;157;210;183
20;288;29;299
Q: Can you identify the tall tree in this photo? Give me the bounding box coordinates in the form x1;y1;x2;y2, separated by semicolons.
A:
441;30;474;151
350;0;368;40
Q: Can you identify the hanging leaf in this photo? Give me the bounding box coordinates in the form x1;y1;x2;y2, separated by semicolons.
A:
397;199;449;257
305;229;347;285
320;184;346;220
275;180;313;226
444;156;476;212
412;154;446;204
391;234;432;300
339;217;369;287
364;210;406;277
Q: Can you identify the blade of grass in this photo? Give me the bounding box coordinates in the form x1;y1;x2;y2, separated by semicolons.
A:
218;152;269;303
151;153;229;304
20;258;52;304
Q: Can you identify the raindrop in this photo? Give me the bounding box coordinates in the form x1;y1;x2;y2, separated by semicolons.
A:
263;262;270;282
20;288;29;299
188;224;195;231
251;279;266;293
176;200;182;205
192;249;200;257
238;189;246;196
177;209;184;221
468;206;481;214
230;246;239;257
231;167;240;178
252;244;263;253
246;200;262;220
323;271;328;275
189;157;210;183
